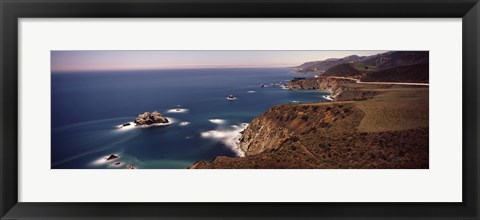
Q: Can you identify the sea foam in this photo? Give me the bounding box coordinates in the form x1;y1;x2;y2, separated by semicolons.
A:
118;121;136;129
91;152;122;166
200;123;249;157
209;119;226;124
322;95;333;101
166;108;189;113
91;152;142;169
118;117;176;129
152;117;176;126
179;121;191;126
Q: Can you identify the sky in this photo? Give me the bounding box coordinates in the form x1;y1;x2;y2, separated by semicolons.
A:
51;50;388;72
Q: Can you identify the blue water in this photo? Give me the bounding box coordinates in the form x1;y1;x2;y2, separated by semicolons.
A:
51;68;329;169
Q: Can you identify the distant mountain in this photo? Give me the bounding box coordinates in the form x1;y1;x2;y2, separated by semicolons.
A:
321;51;429;83
295;55;367;73
361;63;429;83
361;51;429;69
322;62;378;78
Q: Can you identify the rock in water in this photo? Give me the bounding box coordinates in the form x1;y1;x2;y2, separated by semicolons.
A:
106;154;119;161
134;111;169;125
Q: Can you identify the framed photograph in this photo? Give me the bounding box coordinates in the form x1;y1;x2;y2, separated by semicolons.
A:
1;0;479;219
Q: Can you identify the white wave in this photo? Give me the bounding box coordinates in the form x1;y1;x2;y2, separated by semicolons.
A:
200;123;249;157
91;152;122;165
247;90;256;93
90;151;144;169
151;117;176;127
322;95;333;101
179;121;190;126
209;119;226;124
292;100;301;103
118;117;175;129
112;161;123;165
118;121;135;129
166;108;189;113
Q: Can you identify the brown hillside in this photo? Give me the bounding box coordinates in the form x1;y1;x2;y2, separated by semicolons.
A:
361;63;429;83
190;81;429;169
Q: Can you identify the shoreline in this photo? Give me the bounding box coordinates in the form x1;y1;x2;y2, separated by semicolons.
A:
189;75;429;169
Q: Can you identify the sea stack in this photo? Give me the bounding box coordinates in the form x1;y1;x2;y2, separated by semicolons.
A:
106;154;119;161
134;111;169;125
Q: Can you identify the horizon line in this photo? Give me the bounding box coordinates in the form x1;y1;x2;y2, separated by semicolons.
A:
51;65;295;73
50;50;394;73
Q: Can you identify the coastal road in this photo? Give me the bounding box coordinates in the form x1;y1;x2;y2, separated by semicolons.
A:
328;76;429;86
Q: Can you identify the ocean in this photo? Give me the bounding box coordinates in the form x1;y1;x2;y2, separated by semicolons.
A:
51;68;330;169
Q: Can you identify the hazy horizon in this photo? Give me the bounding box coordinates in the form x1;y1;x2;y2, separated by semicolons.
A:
51;50;388;72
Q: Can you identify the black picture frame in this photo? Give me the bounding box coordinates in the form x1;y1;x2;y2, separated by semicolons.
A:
1;0;479;219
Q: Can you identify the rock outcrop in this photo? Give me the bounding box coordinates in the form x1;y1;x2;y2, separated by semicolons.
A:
287;76;385;102
134;111;169;125
238;106;293;156
238;104;360;156
287;77;357;101
106;154;119;161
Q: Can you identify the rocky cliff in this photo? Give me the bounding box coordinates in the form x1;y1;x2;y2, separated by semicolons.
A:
287;77;355;99
190;80;429;169
238;103;362;157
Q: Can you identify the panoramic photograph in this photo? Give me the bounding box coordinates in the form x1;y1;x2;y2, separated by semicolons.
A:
51;50;429;169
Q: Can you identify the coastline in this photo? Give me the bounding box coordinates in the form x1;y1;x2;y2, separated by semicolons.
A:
190;76;429;169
